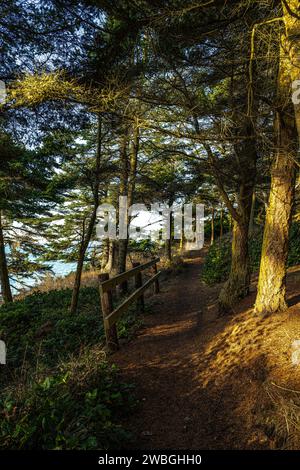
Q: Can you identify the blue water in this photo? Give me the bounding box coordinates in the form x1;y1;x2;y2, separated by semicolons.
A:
12;260;77;294
45;260;77;277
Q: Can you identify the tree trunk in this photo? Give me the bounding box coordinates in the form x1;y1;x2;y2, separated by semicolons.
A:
254;22;298;314
203;84;257;313
217;123;257;313
118;239;128;279
195;50;257;314
118;129;129;294
69;115;102;313
219;205;223;240
100;239;109;270
219;220;250;313
70;208;99;313
254;150;296;314
105;240;117;274
282;0;300;136
249;191;256;236
179;232;184;252
0;212;12;303
118;122;139;293
210;207;215;245
165;237;172;261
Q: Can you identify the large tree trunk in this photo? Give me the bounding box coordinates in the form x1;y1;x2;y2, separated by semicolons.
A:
201;53;257;314
254;8;299;314
219;218;251;314
0;212;12;303
254;145;296;314
217;120;257;313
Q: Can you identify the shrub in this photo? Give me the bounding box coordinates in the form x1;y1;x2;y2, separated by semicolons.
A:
0;287;140;449
202;223;300;286
0;288;102;369
0;348;135;449
201;240;231;285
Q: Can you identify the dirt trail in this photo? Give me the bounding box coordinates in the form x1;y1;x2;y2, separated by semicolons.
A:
114;250;222;449
113;251;300;449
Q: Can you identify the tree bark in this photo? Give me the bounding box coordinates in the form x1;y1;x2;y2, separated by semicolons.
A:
254;143;296;315
69;115;102;313
100;238;109;270
282;0;300;136
249;191;256;236
165;237;172;261
219;204;223;240
118;129;129;293
217;121;257;313
0;212;12;303
219;220;250;311
203;97;257;314
118;122;139;293
210;207;215;245
254;6;299;315
105;240;117;274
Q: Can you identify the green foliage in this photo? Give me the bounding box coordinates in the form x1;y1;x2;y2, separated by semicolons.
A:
128;239;157;255
0;288;102;369
288;224;300;267
248;232;263;272
201;239;231;285
204;214;230;240
0;287;139;449
0;349;135;449
202;223;300;286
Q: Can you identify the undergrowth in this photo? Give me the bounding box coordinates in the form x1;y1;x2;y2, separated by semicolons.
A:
202;223;300;286
0;287;140;449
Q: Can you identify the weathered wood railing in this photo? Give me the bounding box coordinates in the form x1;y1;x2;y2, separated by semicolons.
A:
99;258;161;352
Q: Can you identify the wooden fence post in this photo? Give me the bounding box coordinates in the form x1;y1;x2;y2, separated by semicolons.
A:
132;262;144;313
153;262;160;294
99;273;119;352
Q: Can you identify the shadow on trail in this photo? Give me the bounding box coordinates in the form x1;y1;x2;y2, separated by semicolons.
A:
112;251;279;449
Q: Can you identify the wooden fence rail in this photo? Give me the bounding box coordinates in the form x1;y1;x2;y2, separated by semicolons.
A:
99;258;161;352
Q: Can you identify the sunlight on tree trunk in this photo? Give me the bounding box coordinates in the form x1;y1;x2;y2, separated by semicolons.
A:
254;8;299;314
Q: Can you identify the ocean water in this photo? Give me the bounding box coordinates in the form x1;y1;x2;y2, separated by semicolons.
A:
45;260;77;277
11;260;77;295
